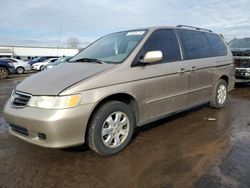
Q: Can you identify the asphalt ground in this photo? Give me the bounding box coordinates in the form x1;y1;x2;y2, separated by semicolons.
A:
0;74;249;188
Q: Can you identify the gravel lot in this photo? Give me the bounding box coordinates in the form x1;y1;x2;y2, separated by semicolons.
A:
0;74;249;188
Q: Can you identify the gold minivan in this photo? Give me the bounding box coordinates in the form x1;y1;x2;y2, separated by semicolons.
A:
4;25;235;156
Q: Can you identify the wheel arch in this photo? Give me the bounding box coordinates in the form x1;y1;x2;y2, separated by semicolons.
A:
219;75;229;85
16;66;24;69
85;93;140;140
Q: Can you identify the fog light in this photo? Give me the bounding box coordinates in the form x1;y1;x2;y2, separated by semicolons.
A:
245;73;250;77
37;133;46;140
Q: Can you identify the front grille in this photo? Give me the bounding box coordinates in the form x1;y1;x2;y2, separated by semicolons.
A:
236;69;246;74
234;58;250;68
11;90;31;107
232;50;250;56
9;124;29;136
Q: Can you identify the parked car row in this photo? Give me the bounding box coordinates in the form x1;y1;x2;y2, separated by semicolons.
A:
30;56;72;71
28;56;59;66
31;58;59;71
0;56;71;79
1;58;31;74
0;59;16;79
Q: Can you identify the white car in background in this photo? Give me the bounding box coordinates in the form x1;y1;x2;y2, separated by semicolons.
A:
0;58;31;74
32;58;58;71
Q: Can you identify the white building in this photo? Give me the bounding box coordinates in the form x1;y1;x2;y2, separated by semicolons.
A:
0;45;79;60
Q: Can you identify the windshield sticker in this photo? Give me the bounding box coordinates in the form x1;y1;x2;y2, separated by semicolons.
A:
126;31;145;36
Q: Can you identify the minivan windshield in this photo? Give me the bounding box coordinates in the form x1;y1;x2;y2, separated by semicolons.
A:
228;38;250;49
70;30;147;64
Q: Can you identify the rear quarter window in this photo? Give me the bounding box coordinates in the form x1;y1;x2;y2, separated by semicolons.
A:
204;33;227;56
178;30;212;60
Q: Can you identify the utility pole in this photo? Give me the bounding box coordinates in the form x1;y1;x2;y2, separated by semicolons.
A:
57;24;62;56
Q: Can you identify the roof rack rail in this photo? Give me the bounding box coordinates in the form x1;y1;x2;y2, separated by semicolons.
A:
176;25;212;32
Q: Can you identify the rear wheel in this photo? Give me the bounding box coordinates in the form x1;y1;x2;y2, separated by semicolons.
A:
16;67;25;74
87;101;135;156
0;67;9;79
209;79;228;108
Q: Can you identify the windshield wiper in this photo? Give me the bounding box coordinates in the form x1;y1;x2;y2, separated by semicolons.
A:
72;58;106;64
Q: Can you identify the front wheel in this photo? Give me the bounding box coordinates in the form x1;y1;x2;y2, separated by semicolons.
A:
209;79;228;108
40;66;45;71
87;101;135;156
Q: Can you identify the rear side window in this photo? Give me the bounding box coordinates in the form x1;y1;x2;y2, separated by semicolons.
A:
7;59;16;62
204;33;227;56
178;30;212;60
143;29;181;62
51;59;57;62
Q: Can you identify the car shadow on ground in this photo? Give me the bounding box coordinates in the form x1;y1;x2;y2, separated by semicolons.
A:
235;82;250;88
63;104;208;153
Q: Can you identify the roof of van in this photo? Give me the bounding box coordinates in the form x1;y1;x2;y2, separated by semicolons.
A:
131;25;214;33
108;25;215;37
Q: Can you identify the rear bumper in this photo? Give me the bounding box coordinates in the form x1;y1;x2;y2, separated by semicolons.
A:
3;100;93;148
31;66;40;70
9;67;16;74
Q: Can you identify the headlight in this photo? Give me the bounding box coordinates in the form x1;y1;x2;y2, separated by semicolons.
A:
27;95;82;109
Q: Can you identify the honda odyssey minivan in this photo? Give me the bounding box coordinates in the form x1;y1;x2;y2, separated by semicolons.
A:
4;25;235;156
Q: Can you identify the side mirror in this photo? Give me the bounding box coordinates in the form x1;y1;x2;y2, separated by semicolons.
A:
141;51;163;64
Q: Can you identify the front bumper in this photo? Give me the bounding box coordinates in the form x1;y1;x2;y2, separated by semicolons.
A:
3;100;93;148
235;68;250;82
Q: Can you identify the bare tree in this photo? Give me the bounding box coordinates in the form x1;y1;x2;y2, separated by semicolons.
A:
67;37;80;48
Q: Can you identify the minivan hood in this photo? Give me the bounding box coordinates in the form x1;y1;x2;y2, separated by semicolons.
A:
16;63;114;95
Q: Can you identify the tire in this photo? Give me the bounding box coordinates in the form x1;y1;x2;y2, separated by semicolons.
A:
87;101;135;156
0;67;9;79
209;79;228;109
16;67;25;74
40;66;44;71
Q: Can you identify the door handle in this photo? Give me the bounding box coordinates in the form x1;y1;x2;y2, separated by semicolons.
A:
178;68;185;74
190;66;196;71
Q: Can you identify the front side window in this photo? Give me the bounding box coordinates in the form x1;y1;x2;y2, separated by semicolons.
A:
70;30;147;64
141;29;181;63
178;30;212;60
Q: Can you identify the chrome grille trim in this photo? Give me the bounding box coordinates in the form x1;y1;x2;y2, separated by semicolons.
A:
11;90;32;108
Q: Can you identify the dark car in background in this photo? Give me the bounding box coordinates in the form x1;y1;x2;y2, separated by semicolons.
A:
228;38;250;83
28;56;58;66
0;59;16;79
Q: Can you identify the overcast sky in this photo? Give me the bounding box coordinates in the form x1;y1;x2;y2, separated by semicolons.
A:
0;0;249;47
